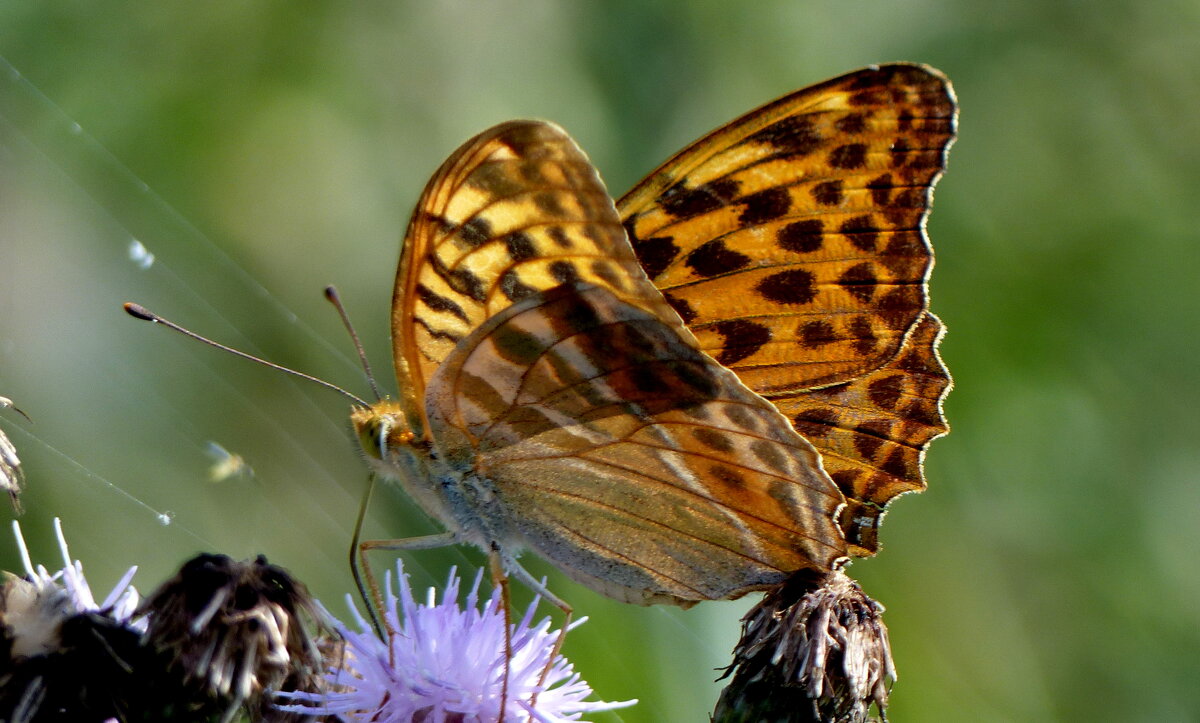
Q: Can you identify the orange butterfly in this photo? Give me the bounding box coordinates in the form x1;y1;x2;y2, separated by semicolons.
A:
353;63;955;606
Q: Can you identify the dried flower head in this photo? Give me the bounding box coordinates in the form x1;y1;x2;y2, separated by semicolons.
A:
0;519;146;721
713;567;895;723
277;561;636;722
138;553;327;723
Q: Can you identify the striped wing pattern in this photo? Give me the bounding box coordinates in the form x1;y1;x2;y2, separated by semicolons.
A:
392;121;679;419
425;283;845;605
616;64;955;553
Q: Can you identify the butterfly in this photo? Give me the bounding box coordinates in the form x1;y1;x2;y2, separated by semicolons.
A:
352;63;955;608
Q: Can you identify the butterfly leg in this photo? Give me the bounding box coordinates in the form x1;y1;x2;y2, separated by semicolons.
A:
487;547;514;723
352;474;460;637
494;550;575;721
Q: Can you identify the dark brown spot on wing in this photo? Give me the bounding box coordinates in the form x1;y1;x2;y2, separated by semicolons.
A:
670;358;723;400
505;232;537;261
499;269;537;302
712;319;771;366
748;115;822;155
848;315;877;356
458;217;492;248
686;239;752;278
590;260;626;291
838;262;877;302
629;365;663;394
880;447;910;478
878;287;921;326
457;371;509;427
722;404;757;430
778;220;824;253
659;178;740;218
738;188;791;225
692;427;734;453
709;464;747;490
793;407;838;439
470;162;524;197
829;143;868;170
811;180;843;207
550;289;603;337
632;235;681;279
751;439;789;475
835;112;866;134
848;89;885;107
867;173;894;207
839;215;880;252
548;226;573;249
491;325;545;366
496;122;550;154
449;268;486;301
755;269;817;305
534;192;566;217
830;469;861;494
799;320;836;348
663;292;696;324
867;374;905;410
549;260;581;286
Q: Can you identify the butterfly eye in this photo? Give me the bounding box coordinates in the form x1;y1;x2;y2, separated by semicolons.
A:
351;409;385;460
351;404;417;463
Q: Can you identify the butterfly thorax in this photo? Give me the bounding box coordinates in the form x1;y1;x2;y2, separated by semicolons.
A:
351;401;459;532
351;400;515;550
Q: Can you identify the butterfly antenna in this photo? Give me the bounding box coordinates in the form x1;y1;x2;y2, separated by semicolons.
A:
324;285;383;401
123;302;370;407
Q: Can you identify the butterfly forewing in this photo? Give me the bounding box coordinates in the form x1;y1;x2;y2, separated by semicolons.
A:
617;64;954;394
394;121;680;421
425;283;847;605
616;64;955;553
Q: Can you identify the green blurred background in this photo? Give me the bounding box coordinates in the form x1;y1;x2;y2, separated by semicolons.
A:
1;2;1198;721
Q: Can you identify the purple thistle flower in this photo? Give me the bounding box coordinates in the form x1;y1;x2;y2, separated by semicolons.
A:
276;562;635;722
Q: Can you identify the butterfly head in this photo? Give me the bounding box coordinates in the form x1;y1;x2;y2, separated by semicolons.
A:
351;400;424;468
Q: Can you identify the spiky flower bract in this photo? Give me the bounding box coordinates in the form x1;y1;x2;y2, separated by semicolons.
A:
713;568;895;723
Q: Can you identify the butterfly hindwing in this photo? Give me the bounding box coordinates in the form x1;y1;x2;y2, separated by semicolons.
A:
425;283;847;605
778;312;950;554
